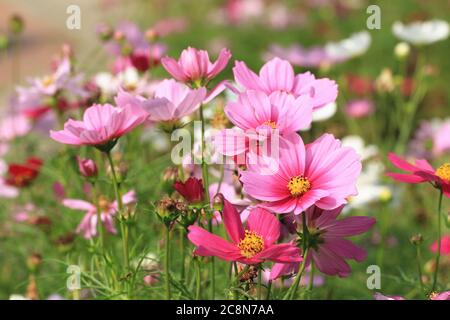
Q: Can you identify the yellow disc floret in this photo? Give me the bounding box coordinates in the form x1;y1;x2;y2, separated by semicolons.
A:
238;230;264;258
435;163;450;183
262;120;277;129
288;175;311;197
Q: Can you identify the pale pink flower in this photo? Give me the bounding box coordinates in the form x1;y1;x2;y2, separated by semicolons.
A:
264;44;333;68
240;134;361;214
373;292;406;300
144;79;206;122
0;114;31;141
272;205;375;278
232;57;337;109
50;97;149;149
62;190;136;239
344;99;374;118
161;47;231;84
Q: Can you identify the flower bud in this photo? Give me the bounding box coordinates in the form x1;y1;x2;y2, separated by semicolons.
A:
410;233;423;245
173;177;204;204
394;42;410;59
9;14;25;35
26;253;42;272
77;156;98;178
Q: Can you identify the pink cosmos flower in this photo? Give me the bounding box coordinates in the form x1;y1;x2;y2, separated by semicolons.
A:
264;44;333;68
386;153;450;197
0;114;31;141
232;57;337;109
344;99;374;118
62;190;136;239
408;119;450;159
144;79;206;122
374;291;450;300
161;47;232;84
214;90;313;162
373;292;406;300
430;235;450;255
50;96;149;149
240;134;361;214
187;197;301;264
271;205;375;278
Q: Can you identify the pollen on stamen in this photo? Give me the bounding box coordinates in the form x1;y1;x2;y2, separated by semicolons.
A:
435;163;450;183
238;230;264;258
287;175;311;197
262;120;277;129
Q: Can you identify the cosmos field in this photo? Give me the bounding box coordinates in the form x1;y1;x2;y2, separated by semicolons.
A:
0;0;449;300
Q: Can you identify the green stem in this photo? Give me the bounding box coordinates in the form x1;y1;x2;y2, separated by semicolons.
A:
91;181;104;249
286;248;309;300
165;226;172;300
415;244;424;292
432;189;443;292
265;280;272;300
195;258;201;300
105;152;129;271
180;228;186;283
257;267;262;300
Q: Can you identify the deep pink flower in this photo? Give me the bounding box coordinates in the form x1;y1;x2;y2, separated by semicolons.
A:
233;57;337;109
173;177;204;204
187;197;301;264
386;153;450;197
76;156;98;178
271;205;375;278
214;90;313;161
240;134;361;214
50;97;149;149
430;235;450;255
373;292;406;300
374;291;450;300
161;47;231;84
62;190;136;239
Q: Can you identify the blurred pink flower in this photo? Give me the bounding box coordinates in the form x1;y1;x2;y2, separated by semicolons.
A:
161;47;232;84
264;44;332;68
77;156;98;178
373;292;406;300
272;205;375;278
240;134;361;214
409;119;450;159
232;57;337;110
62;190;136;239
430;235;450;255
50;98;149;150
0;114;31;141
344;99;374;118
188;197;301;264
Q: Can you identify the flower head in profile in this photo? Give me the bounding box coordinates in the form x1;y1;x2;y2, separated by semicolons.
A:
392;20;449;45
386;153;450;197
161;47;232;85
144;79;206;125
233;57;337;110
271;205;375;278
62;190;136;239
5;157;43;188
50;96;149;151
240;134;361;214
187;197;301;264
173;177;204;204
76;156;98;178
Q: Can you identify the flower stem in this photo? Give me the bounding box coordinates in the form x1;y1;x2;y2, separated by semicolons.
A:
195;258;201;300
180;228;186;283
165;226;172;300
257;267;262;300
91;181;104;249
286;248;309;300
414;244;424;292
105;152;129;270
432;189;443;292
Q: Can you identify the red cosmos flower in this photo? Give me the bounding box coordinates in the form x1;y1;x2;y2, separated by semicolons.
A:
173;177;204;204
346;74;373;96
6;157;43;187
386;153;450;197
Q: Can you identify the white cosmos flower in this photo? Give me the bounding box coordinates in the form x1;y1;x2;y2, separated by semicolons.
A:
325;31;371;61
392;20;449;45
341;135;378;161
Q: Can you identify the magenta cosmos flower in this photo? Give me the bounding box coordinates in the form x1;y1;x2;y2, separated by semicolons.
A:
188;197;301;265
161;47;231;84
240;134;361;214
386;153;450;197
430;235;450;255
62;190;136;239
50;95;149;150
271;205;375;278
214;90;313;160
232;57;337;110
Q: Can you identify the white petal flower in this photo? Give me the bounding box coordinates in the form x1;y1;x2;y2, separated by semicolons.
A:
392;20;449;45
325;31;371;61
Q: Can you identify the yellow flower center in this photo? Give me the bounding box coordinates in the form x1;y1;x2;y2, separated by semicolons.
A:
435;163;450;183
288;175;311;197
42;75;54;87
262;120;277;129
238;230;264;258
